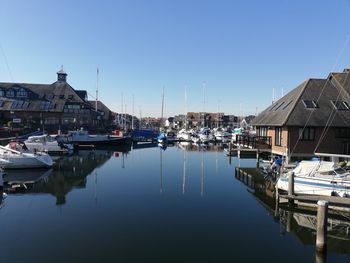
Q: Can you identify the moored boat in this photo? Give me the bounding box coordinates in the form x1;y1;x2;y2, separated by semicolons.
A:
23;134;73;155
0;145;53;169
56;129;131;148
276;160;350;197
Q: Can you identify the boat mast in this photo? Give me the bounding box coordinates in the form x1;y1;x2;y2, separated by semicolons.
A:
185;86;188;129
132;94;134;130
95;68;99;113
160;86;165;131
202;82;206;128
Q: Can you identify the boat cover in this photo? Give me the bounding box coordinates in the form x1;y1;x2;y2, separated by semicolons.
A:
293;161;335;176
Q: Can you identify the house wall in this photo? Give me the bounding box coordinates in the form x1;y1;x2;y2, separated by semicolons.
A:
264;126;350;159
267;127;289;156
1;110;96;133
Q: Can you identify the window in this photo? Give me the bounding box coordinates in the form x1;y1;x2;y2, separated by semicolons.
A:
46;94;54;99
259;127;268;137
22;101;30;109
11;100;24;109
343;143;350;155
0;100;4;107
59;95;65;99
275;102;285;111
40;101;54;110
336;128;350;138
275;127;282;146
282;100;293;110
331;100;350;110
302;100;318;109
269;102;280;111
65;104;80;110
0;90;4;97
6;90;14;97
44;117;59;125
16;89;27;98
299;127;315;141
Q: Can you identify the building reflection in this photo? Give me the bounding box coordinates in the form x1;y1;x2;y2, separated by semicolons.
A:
3;145;131;205
235;167;350;256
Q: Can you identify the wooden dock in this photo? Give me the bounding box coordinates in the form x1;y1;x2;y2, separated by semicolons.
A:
278;193;350;213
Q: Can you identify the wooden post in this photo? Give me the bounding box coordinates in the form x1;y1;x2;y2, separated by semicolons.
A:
316;200;328;252
256;150;259;168
315;250;326;263
288;171;294;194
288;171;294;205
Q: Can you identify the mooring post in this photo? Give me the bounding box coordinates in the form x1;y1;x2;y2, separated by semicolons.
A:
288;171;294;205
316;200;328;253
315;250;326;263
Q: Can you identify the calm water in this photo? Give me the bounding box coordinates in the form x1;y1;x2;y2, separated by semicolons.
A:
1;143;349;263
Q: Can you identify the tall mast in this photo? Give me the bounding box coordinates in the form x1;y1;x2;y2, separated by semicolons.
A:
96;68;99;113
160;86;165;130
185;86;188;129
121;92;124;130
202;82;206;128
132;94;134;130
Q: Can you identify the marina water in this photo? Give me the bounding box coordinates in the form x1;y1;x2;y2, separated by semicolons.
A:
0;143;349;262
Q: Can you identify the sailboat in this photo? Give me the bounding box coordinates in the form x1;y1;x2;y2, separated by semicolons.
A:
276;160;350;197
0;144;53;169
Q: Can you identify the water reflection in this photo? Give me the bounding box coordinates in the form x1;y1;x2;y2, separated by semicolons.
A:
235;167;350;256
176;141;226;152
2;145;131;206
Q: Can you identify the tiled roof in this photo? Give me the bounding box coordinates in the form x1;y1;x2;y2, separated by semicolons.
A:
0;81;87;112
252;69;350;127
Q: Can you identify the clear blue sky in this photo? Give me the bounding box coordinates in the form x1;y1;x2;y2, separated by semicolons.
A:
1;0;350;117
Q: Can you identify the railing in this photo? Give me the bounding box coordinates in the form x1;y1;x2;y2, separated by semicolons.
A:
236;135;271;149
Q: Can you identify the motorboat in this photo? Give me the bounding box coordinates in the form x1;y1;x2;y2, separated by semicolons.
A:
23;134;73;155
56;129;131;148
177;129;192;142
276;160;350;197
0;144;53;169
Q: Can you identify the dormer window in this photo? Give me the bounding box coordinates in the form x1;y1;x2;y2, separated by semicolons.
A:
17;88;27;98
302;100;318;109
6;89;15;97
331;100;350;110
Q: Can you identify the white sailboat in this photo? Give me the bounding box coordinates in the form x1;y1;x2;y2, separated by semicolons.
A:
0;145;53;169
276;160;350;197
23;134;73;154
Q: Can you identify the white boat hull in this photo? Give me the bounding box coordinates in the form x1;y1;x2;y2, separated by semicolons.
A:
276;174;350;197
0;146;53;169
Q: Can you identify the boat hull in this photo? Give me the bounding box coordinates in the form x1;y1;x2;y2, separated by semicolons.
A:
276;175;350;197
72;136;132;148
